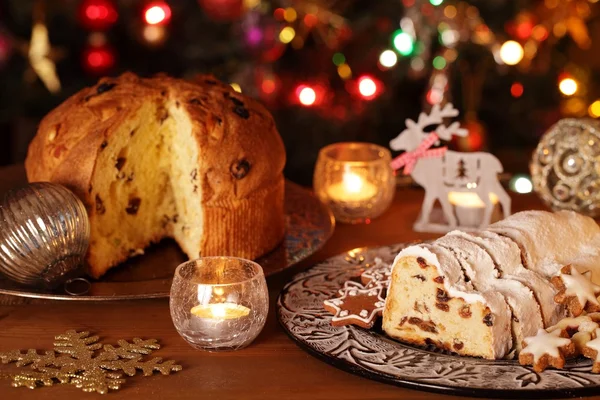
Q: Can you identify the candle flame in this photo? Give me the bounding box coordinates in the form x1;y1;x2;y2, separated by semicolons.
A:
191;303;251;320
343;172;364;194
448;192;499;208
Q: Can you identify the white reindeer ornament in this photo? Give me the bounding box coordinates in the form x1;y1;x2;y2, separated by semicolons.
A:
390;103;510;232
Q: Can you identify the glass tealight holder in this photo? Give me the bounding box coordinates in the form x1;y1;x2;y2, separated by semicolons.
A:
314;142;395;224
169;257;269;351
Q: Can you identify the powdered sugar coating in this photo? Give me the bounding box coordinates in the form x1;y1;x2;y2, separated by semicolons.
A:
457;230;563;326
489;210;600;283
437;234;544;351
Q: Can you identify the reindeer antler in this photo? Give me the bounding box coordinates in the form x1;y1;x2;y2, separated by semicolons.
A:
390;103;467;151
437;121;469;140
415;103;459;127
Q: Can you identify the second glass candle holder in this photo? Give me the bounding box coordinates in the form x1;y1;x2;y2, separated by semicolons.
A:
314;142;395;223
169;257;269;351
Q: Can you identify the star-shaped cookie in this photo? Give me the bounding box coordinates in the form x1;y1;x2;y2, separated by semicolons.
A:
324;285;385;329
519;328;575;372
582;328;600;373
552;265;600;317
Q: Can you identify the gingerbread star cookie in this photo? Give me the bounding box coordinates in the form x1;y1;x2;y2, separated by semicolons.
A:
552;265;600;317
582;328;600;373
549;313;600;336
324;285;385;329
518;328;575;372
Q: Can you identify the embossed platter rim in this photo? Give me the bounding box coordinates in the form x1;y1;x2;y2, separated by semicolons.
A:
0;181;334;301
277;244;600;399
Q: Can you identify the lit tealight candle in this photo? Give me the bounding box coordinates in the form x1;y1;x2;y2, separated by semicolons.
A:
448;192;499;227
191;303;251;320
327;170;378;203
189;303;252;340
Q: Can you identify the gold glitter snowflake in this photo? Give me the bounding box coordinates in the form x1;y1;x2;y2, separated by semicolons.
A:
0;330;182;394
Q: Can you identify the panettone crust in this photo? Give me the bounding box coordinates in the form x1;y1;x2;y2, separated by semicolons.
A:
25;72;286;277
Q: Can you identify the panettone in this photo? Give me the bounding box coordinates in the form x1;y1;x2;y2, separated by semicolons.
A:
25;72;286;278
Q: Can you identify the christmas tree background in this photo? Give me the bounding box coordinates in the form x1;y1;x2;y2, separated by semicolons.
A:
0;0;598;185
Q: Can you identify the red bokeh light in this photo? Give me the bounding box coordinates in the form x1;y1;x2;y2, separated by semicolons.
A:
515;22;534;40
261;79;276;94
274;8;285;21
79;0;118;31
304;14;318;28
83;46;116;74
511;82;524;98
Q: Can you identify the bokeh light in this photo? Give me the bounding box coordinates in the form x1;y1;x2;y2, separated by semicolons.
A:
358;76;377;99
337;63;352;79
297;85;317;106
261;79;276;94
589;100;600;118
143;25;167;45
510;175;533;194
444;5;457;18
144;2;171;25
283;8;297;22
499;40;524;65
433;56;447;70
379;50;398;68
511;82;524;98
332;52;346;66
392;31;414;56
279;27;295;43
559;77;578;96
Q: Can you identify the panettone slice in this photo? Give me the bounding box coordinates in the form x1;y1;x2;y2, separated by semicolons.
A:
382;244;513;360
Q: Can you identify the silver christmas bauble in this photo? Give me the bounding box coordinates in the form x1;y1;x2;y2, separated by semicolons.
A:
0;182;90;288
530;119;600;216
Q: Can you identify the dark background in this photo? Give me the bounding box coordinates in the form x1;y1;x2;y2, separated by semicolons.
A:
0;0;597;185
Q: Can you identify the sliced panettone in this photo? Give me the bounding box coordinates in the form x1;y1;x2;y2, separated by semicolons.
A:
454;230;564;327
436;234;544;352
26;73;286;278
382;244;512;360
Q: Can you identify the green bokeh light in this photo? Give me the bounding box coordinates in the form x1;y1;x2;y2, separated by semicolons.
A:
332;53;346;66
392;30;414;56
430;0;444;5
433;56;447;70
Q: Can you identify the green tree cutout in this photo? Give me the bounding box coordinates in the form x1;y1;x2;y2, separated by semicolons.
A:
456;159;468;179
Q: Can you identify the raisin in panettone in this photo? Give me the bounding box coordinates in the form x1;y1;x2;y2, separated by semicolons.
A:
25;73;286;278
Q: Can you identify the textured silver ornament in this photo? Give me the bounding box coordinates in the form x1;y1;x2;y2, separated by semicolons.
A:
0;182;90;288
531;119;600;216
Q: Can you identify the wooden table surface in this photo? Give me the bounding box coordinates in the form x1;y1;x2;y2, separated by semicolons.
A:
0;164;588;400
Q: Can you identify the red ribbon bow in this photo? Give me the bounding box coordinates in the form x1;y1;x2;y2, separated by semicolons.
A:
390;133;447;175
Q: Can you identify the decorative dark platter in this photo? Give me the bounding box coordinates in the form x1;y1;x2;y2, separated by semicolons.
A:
0;181;334;301
277;244;600;398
